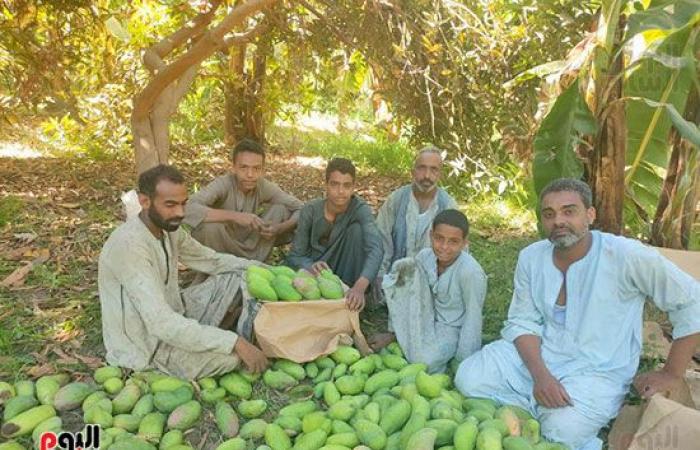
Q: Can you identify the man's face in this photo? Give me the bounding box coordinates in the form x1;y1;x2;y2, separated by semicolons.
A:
430;223;467;266
412;152;442;193
326;171;355;210
140;180;188;232
540;190;596;249
232;151;264;192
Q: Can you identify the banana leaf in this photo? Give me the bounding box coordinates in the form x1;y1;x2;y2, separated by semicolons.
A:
532;79;597;196
623;20;699;218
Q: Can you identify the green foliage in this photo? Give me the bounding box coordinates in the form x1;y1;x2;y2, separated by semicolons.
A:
298;133;414;177
624;19;700;223
528;0;700;243
531;79;596;195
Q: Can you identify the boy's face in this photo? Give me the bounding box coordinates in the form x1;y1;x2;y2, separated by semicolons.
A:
232;151;264;193
325;171;355;210
430;223;467;266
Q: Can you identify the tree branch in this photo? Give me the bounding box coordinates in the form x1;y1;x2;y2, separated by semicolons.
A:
221;21;269;48
143;0;223;72
133;0;278;121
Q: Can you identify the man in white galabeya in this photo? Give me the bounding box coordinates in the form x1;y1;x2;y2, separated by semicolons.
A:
455;178;700;450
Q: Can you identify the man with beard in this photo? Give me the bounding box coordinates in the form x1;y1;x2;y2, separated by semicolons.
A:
287;158;383;311
369;209;487;373
454;178;700;450
183;138;303;263
375;147;457;289
98;165;269;380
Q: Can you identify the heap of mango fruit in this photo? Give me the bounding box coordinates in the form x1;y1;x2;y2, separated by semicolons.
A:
246;265;344;302
0;343;569;450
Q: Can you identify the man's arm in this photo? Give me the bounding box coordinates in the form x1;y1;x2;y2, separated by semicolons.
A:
110;243;238;355
286;204;316;270
176;229;258;274
625;244;700;397
183;176;264;230
634;333;700;398
501;252;572;407
514;335;572;407
345;203;384;310
259;181;304;238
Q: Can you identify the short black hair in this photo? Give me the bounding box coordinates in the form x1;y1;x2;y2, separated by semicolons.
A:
325;157;356;182
433;209;469;238
539;178;592;209
138;164;185;198
231;138;265;163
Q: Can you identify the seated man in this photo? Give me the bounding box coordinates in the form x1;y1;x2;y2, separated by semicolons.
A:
183;138;303;261
371;209;487;373
98;164;269;380
286;157;383;312
454;178;700;450
376;146;457;278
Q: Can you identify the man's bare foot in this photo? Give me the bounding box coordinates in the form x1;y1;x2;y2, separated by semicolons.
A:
368;332;396;351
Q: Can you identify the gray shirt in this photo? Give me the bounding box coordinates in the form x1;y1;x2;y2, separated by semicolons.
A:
184;174;303;228
287;196;384;282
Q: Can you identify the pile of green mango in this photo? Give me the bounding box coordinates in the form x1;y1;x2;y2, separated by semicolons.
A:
0;342;570;449
246;265;344;302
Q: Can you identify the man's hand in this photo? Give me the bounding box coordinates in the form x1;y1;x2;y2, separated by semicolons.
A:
368;332;395;351
233;212;266;231
234;337;269;373
345;286;365;311
633;369;683;399
533;372;573;408
259;223;281;240
309;261;330;276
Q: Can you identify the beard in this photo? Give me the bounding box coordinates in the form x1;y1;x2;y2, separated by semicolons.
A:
549;226;586;249
413;179;437;193
148;207;182;232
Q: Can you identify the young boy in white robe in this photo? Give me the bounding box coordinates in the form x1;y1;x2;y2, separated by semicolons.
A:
371;209;487;373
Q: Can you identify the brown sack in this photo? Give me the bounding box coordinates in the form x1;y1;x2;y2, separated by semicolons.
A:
609;380;697;450
253;300;371;362
627;394;700;450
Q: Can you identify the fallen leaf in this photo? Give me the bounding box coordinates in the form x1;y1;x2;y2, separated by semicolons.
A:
13;232;37;243
27;363;56;378
0;253;49;288
58;202;81;209
73;353;103;369
52;347;79;365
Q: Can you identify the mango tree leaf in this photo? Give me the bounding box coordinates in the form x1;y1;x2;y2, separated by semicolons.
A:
624;22;698;217
532;79;597;196
105;17;130;43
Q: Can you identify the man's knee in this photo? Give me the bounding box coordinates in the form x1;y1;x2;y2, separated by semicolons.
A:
261;204;291;223
539;407;605;450
191;222;227;247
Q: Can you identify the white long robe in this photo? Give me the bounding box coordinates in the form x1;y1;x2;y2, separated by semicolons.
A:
455;231;700;450
383;248;487;373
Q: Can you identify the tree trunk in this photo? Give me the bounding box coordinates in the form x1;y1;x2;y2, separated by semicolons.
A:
650;88;700;248
223;41;268;145
224;44;248;146
131;0;277;174
589;16;626;235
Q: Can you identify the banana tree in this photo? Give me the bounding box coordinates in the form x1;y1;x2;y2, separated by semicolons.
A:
527;0;700;248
